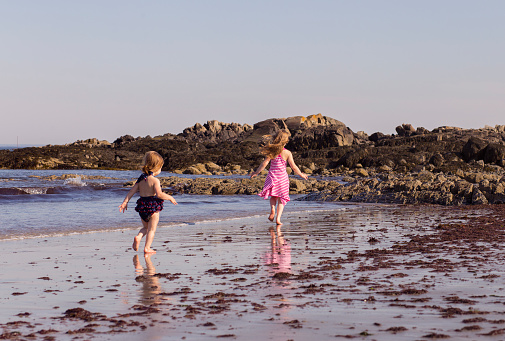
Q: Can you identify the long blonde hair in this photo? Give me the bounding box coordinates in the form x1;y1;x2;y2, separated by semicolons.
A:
260;130;291;159
142;151;164;174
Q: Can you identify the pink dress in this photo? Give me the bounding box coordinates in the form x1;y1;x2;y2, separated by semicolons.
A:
259;151;290;205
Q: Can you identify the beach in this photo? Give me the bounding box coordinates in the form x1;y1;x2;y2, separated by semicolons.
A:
2;203;505;340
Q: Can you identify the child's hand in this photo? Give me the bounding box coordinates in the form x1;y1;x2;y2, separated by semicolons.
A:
249;172;257;179
168;197;178;205
119;202;128;213
300;173;308;180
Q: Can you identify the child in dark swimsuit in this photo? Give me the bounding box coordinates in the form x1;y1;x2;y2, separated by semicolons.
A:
119;151;177;254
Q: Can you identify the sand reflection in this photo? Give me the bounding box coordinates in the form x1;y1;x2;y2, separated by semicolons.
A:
133;254;162;305
264;225;292;275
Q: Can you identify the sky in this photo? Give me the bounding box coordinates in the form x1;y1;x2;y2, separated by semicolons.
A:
1;1;505;145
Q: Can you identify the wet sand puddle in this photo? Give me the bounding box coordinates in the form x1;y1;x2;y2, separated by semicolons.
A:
1;204;505;340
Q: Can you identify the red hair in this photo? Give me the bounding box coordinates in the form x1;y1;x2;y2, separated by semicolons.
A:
142;151;164;174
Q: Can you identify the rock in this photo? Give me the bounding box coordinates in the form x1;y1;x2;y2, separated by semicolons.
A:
482;143;505;166
495;183;505;194
284;116;306;130
462;137;487;162
369;132;386;142
183;166;202;175
472;188;488;204
290;179;306;192
429;153;445;167
289;123;355;150
337;148;369;168
354;168;369;177
378;165;392;172
356;131;368;140
181;120;253;143
455;169;465;178
417;170;435;182
112;135;138;147
416;127;430;134
193;163;208;173
395;123;416;137
244;118;289;143
205;162;222;172
302;167;313;174
464;172;484;184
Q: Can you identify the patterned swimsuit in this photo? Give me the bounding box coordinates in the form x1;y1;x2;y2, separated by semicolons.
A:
134;172;164;222
258;150;290;205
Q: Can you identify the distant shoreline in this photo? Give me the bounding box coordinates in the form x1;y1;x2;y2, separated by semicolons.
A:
0;144;41;150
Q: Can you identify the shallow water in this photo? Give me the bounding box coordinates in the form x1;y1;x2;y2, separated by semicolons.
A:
0;169;341;240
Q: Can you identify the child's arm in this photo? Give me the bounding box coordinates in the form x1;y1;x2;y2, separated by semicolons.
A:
287;152;308;180
250;157;271;178
153;178;178;205
119;183;139;212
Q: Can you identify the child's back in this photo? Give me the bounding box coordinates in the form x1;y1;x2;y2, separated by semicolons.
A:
138;175;160;197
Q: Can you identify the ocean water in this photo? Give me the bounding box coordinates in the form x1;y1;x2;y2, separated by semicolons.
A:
0;169;343;241
0;144;42;150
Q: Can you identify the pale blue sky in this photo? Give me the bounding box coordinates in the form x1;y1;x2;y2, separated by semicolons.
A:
1;1;504;145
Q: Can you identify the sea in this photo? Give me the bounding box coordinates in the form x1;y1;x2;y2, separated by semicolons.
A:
0;169;344;241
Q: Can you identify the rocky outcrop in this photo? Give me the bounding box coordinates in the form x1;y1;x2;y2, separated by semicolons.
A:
180;121;253;143
2;115;505;208
70;138;112;148
123;176;335;196
298;169;505;205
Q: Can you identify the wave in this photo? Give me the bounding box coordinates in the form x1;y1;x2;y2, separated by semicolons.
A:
63;176;88;187
0;184;115;196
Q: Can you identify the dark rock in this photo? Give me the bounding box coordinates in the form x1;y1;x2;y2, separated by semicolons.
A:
289;124;355;151
429;153;445;167
416;127;430;134
462;137;487;162
337;148;370;168
112;135;138;147
245;118;289;143
180;120;253;143
369;132;386;142
396;123;416;137
482;143;505;166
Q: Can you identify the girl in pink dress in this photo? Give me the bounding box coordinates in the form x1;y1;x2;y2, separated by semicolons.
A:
250;130;308;225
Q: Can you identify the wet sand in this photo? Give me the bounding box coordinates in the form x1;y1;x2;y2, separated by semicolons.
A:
1;203;505;340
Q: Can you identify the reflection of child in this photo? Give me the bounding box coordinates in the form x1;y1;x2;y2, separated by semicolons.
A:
250;130;308;225
119;151;177;254
264;226;291;273
133;254;162;305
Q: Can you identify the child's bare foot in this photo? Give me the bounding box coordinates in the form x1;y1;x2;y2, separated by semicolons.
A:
268;212;275;222
276;220;283;226
144;248;157;254
132;235;142;251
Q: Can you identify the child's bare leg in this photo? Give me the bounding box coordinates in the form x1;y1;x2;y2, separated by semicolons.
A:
276;200;285;225
268;197;277;221
144;212;160;254
133;220;148;251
